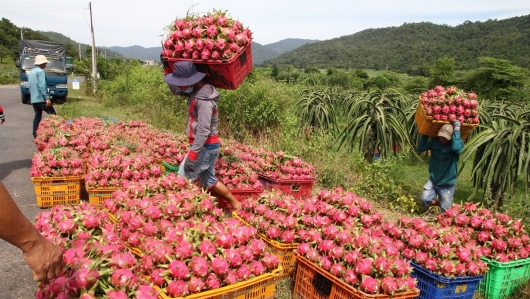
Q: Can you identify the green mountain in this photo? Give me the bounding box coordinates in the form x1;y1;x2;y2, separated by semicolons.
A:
267;15;530;74
101;38;319;64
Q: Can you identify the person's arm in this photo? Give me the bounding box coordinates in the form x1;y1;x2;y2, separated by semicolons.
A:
417;135;432;153
0;105;4;124
0;182;63;281
452;120;464;154
37;71;51;107
188;100;213;160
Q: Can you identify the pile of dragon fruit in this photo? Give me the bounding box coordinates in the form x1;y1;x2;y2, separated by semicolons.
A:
419;85;480;124
34;203;159;299
161;9;252;61
31;115;530;298
221;140;315;181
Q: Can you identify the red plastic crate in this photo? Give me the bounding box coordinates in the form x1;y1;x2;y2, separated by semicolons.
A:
162;44;253;90
258;174;314;199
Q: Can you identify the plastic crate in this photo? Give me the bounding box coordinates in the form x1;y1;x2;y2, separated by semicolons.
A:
258;174;314;199
293;253;420;299
86;187;119;207
477;257;530;299
156;264;282;299
410;261;483;299
162;161;179;175
233;212;298;280
31;176;83;208
162;44;253;90
415;103;476;141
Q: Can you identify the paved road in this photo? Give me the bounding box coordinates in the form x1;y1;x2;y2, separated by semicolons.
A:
0;84;53;299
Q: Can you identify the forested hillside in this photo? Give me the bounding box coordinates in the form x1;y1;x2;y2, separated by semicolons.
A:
268;15;530;74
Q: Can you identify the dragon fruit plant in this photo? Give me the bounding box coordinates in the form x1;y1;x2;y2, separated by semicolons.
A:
437;203;530;262
419;85;480;124
30;147;85;177
34;203;159;299
161;9;252;62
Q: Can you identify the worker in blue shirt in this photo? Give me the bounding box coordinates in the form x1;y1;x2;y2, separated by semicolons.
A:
28;55;56;139
417;120;464;212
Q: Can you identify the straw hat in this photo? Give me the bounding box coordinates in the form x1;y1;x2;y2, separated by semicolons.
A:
34;55;50;65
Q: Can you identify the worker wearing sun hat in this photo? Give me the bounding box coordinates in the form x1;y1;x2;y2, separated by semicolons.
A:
28;55;56;139
417;120;464;213
165;61;242;210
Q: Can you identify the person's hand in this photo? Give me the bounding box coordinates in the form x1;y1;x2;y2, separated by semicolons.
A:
23;236;64;282
45;99;51;108
453;119;461;131
184;158;195;173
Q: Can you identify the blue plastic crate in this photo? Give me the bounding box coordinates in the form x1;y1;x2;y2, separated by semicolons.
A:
410;261;484;299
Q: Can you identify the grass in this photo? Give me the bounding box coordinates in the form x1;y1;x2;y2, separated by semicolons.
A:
55;84;143;122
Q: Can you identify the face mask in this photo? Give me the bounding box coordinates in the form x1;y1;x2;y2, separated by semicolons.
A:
183;87;194;94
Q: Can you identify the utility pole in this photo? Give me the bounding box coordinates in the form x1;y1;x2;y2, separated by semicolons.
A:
20;27;23;40
90;2;98;94
78;43;81;60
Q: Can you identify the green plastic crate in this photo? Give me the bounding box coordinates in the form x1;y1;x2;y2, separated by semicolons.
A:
162;161;179;175
478;257;530;299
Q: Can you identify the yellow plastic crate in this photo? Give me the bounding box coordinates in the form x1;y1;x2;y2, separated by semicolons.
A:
233;212;299;280
156;265;282;299
31;176;83;208
415;102;476;141
86;187;119;208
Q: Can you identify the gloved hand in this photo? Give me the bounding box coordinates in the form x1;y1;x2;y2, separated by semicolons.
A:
184;158;195;173
453;119;461;131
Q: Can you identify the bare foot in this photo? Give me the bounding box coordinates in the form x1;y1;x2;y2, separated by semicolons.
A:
228;199;242;210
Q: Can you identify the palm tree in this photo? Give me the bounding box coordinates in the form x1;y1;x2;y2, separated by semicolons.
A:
460;102;530;208
334;89;415;162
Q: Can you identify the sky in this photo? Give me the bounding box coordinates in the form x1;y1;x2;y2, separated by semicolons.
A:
1;0;530;49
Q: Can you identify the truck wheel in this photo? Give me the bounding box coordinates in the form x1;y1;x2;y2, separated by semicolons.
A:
21;94;30;104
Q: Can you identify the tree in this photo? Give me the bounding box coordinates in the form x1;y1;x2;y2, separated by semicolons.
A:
286;65;294;84
462;57;530;101
430;56;455;86
460;101;530;208
0;45;9;63
304;65;319;74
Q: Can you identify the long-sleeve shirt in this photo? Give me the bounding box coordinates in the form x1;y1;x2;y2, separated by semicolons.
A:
0;105;4;121
417;130;464;186
185;84;220;161
27;67;49;104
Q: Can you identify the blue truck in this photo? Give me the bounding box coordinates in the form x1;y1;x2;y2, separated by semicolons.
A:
16;40;69;104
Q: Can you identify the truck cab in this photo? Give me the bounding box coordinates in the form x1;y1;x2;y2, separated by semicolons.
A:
16;40;69;104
